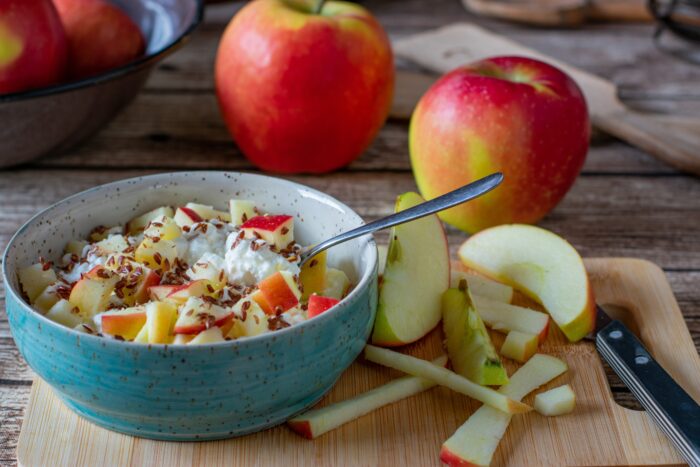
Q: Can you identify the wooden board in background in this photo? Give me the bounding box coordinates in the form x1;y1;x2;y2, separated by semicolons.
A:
16;258;700;466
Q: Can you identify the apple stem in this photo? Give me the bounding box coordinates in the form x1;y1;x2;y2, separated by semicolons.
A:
313;0;326;14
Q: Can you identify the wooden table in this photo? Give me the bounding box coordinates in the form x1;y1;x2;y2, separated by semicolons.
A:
1;1;699;464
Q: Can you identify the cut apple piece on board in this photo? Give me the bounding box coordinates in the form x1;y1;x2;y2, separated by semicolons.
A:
534;384;576;416
126;206;174;234
173;297;233;334
146;301;177;344
288;355;448;439
185;202;231;222
364;345;529;414
440;354;568;467
241;215;294;250
307;294;340;318
45;299;83;328
442;287;508;386
323;268;350;300
69;266;118;319
501;331;539;363
229;199;256;225
188;326;225;345
472;294;550;343
459;224;595;342
18;263;58;302
299;250;327;300
451;270;513;303
174;206;204;228
256;271;301;314
371;192;450;346
100;307;147;340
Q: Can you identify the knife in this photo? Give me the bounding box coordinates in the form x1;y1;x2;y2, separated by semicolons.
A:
592;305;700;466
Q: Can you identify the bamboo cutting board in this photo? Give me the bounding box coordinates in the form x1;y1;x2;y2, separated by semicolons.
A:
390;24;700;175
16;258;700;466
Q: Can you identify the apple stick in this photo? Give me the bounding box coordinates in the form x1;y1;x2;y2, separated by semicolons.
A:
440;354;568;466
363;345;530;414
288;355;448;439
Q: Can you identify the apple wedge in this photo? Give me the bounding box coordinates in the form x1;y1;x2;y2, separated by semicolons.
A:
451;270;513;303
363;345;529;414
472;294;550;343
500;331;539;363
459;224;595;342
534;384;576;416
440;354;568;466
288;355;448;439
371;192;450;346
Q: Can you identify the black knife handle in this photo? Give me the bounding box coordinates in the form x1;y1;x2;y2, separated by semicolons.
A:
596;320;700;466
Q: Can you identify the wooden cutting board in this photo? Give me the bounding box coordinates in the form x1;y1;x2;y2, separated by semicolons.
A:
16;258;700;466
390;24;700;176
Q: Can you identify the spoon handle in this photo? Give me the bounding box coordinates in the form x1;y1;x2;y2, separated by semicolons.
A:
300;173;503;265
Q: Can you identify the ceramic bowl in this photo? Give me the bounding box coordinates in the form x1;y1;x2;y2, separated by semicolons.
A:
0;0;203;168
3;171;378;440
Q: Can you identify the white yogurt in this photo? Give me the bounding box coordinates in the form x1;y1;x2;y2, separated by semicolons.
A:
224;236;300;286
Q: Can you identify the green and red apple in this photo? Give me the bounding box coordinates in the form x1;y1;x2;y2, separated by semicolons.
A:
215;0;394;173
410;56;589;233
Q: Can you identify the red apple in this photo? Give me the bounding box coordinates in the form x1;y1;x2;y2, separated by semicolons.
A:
256;271;301;314
53;0;145;79
409;56;589;233
307;294;339;318
173;297;233;335
174;206;203;228
101;307;146;340
215;0;394;173
0;0;67;94
241;215;293;249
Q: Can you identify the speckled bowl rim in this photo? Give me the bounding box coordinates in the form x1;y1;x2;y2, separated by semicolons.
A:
0;0;204;103
2;171;378;350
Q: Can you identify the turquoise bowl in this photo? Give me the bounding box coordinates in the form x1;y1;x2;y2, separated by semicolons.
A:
3;172;378;440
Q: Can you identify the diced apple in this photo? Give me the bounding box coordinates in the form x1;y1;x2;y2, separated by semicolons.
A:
227;299;269;338
134;237;178;274
100;307;147;340
143;215;181;241
65;240;88;256
173;206;204;228
241;215;294;249
173;297;233;334
95;234;129;254
363;345;529;414
472;295;550;342
459;224;595;342
442;287;508;386
186;253;226;289
33;285;61;313
288;355;448;439
165;279;217;303
126;206;175;234
229;199;256;225
371;192;450;347
451;270;513;303
323;268;350;300
501;331;539;363
68;266;118;319
440;354;568;466
307;294;340;318
172;333;194;345
148;284;178;301
299;250;327;300
88;225;122;242
106;256;161;306
133;324;149;343
188;326;225;345
18;263;58;302
185;202;231;222
534;384;576;416
257;271;301;314
146;301;177;344
45;299;84;328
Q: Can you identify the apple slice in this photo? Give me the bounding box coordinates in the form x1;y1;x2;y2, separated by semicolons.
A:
256;271;301;314
323;268;350;300
100;307;147;340
144;215;181;241
174;206;204;228
45;299;83;328
501;331;539;363
307;294;340;318
185;202;231;222
148;284;178;301
459;224;595;342
69;266;118;319
18;263;58;302
451;270;513;303
299;250;327;300
440;354;568;466
134;237;178;274
188;326;225;345
442;287;508;386
229;199;256;225
165;279;217;303
146;301;177;344
363;345;529;414
288;355;448;439
534;384;576;416
227;299;269;338
65;240;89;257
241;215;294;249
126;206;174;234
371;192;450;346
471;295;550;342
173;297;233;334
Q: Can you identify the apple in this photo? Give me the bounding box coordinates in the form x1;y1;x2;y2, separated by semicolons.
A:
409;56;589;233
68;266;118;318
188;326;225;345
227;299;269;338
173;297;233;334
133;323;148;343
186;253;226;289
165;280;217;303
145;301;177;344
33;285;61;313
125;206;174;234
363;345;529;414
185;202;230;222
215;0;394;173
255;271;301;314
45;299;83;328
500;331;539;363
307;294;339;318
440;354;568;466
451;270;513;303
95;235;129;254
53;0;145;79
377;244;388;277
229;199;256;225
323;268;351;300
371;192;450;346
0;0;67;94
534;384;576;416
104;257;161;306
100;307;147;340
459;224;595;342
65;240;88;257
299;250;327;300
88;225;122;242
241;215;294;250
472;294;550;343
134;237;177;274
288;355;447;439
18;263;58;302
173;206;203;228
143;215;181;241
148;284;178;301
172;333;194;345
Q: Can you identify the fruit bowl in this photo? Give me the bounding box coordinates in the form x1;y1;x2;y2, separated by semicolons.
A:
0;0;203;168
2;171;378;440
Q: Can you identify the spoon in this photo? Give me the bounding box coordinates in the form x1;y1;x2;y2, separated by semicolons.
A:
299;172;504;266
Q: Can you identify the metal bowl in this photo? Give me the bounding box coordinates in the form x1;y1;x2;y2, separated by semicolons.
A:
0;0;203;168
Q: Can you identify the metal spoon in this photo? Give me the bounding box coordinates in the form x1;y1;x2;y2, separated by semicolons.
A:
299;172;504;266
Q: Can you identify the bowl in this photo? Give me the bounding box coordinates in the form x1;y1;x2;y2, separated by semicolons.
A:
2;171;378;440
0;0;203;168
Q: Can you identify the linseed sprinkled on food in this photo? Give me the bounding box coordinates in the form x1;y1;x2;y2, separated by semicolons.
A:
153;252;162;265
281;227;289;235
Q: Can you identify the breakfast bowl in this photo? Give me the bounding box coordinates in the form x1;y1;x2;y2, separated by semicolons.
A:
2;171;378;440
0;0;203;168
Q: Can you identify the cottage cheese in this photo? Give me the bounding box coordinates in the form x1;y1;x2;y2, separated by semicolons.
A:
224;237;300;286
